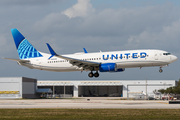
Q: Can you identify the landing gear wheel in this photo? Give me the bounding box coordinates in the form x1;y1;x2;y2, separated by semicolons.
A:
88;72;94;78
159;69;163;73
94;72;99;78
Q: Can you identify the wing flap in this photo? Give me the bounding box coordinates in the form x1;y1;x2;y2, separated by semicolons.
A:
56;53;100;67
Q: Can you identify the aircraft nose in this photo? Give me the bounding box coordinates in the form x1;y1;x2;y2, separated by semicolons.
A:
171;55;178;62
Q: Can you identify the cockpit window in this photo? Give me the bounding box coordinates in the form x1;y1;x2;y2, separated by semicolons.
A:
163;53;171;55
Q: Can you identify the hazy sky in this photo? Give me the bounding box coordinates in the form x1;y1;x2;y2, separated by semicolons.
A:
0;0;180;80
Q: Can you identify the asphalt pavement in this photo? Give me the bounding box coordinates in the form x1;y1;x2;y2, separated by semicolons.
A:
0;98;179;109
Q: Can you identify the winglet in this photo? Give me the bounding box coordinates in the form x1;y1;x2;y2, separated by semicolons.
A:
83;48;88;53
46;43;58;59
46;43;57;55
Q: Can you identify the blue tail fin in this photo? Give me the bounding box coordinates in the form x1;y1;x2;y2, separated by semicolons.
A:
83;48;88;53
11;28;43;59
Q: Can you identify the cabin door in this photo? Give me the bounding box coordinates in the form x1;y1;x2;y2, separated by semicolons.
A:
154;52;158;60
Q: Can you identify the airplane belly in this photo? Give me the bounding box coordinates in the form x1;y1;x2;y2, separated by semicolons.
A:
116;60;167;68
40;63;80;72
116;61;150;68
27;61;80;72
117;61;155;68
41;66;80;72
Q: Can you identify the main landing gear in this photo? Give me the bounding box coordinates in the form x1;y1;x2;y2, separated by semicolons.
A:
88;71;99;78
159;67;163;73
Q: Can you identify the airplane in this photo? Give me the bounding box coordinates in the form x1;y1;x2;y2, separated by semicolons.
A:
4;28;178;78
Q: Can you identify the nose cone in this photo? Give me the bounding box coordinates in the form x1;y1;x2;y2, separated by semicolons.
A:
171;55;178;63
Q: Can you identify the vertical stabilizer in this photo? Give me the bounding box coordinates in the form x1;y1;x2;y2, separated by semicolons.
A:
11;28;43;59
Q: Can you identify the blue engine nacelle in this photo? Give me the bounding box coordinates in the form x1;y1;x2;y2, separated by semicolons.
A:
99;63;125;72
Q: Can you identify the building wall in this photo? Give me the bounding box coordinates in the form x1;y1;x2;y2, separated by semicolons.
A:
0;77;37;99
22;77;37;98
72;81;79;97
0;77;22;99
0;78;175;99
38;80;175;98
122;80;175;97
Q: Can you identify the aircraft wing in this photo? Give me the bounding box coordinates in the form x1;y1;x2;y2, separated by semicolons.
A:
3;58;30;63
46;43;100;70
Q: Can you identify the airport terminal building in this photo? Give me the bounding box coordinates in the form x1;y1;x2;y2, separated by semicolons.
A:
0;77;176;99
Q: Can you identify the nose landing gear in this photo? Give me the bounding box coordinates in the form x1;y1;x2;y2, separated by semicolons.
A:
159;67;163;73
88;71;99;78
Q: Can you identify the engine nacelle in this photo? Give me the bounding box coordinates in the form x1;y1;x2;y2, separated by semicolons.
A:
99;63;125;72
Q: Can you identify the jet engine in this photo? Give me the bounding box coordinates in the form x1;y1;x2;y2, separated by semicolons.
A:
99;63;125;72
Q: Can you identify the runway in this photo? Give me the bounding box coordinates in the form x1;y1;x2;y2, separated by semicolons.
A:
0;98;180;109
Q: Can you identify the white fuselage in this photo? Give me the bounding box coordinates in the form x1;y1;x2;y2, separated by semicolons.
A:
19;49;177;72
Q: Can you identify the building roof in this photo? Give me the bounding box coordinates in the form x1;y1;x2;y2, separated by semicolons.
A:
37;81;74;86
79;81;122;86
37;81;123;86
37;80;176;86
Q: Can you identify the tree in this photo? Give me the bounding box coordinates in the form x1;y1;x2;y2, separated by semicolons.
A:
158;89;165;94
177;79;180;86
157;79;180;94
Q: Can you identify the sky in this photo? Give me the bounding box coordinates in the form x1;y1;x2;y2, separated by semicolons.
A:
0;0;180;80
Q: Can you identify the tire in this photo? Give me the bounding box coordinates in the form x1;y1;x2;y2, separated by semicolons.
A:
94;72;99;78
159;69;163;73
88;72;94;78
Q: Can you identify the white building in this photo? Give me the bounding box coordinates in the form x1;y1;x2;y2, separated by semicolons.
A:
37;80;176;98
0;77;37;99
0;77;176;99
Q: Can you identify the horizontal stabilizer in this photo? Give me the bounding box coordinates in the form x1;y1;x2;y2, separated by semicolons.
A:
3;58;30;63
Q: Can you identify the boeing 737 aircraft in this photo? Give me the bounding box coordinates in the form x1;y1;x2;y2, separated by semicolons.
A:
4;29;177;78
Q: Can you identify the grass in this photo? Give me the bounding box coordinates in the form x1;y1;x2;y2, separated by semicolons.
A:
0;109;180;120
